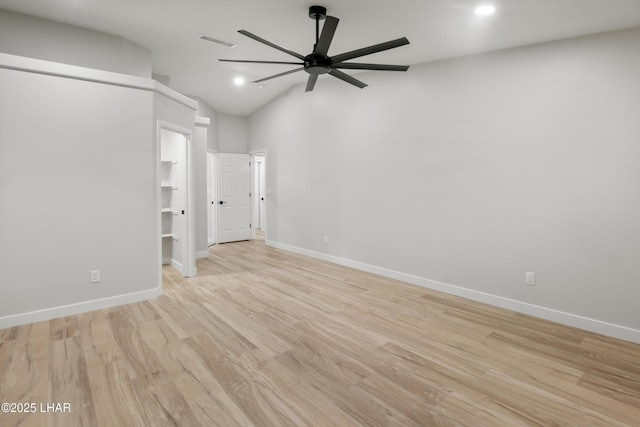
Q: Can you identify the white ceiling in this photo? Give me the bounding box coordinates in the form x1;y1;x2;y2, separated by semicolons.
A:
1;0;640;116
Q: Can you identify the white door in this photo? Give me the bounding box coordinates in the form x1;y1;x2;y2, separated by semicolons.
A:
207;152;216;246
217;153;251;243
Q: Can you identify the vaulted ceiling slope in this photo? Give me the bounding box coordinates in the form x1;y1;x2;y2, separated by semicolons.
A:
1;0;639;116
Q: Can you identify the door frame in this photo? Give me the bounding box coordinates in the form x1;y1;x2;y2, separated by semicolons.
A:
250;150;267;240
206;150;218;246
156;120;196;279
256;158;265;230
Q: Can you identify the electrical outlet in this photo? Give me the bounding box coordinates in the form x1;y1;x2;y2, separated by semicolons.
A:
91;270;100;283
323;235;329;244
525;272;535;286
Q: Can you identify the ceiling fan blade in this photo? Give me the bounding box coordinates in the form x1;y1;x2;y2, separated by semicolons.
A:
252;67;305;83
238;30;306;60
332;62;409;71
219;59;304;65
330;37;410;63
328;69;367;89
305;74;319;92
314;16;339;56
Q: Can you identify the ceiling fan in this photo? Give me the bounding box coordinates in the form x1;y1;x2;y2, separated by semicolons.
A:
219;5;410;92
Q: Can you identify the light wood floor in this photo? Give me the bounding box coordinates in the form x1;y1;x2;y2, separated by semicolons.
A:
1;238;640;426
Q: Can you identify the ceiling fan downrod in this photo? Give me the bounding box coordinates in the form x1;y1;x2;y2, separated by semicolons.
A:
309;6;327;47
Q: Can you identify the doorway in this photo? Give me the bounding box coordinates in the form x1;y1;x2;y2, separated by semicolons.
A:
217;153;252;243
251;152;267;241
158;122;196;278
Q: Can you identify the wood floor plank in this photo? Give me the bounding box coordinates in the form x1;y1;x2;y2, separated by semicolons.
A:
107;309;165;380
1;236;640;426
257;358;364;427
307;370;425;427
49;335;97;426
171;343;257;427
85;359;149;427
0;322;50;427
131;369;202;427
0;326;18;343
476;368;628;426
49;316;80;341
357;372;445;426
185;333;307;427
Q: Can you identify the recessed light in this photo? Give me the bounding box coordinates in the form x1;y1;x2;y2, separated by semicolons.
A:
233;77;246;86
475;5;496;16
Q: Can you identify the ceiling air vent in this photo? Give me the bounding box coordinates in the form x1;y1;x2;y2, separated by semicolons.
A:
199;35;236;48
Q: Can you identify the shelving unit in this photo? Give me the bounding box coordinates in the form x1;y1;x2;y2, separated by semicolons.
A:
161;158;177;265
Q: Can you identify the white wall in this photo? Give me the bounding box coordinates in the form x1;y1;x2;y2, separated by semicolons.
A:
219;114;248;153
0;51;198;327
248;27;640;342
0;8;151;77
0;63;157;321
191;97;219;152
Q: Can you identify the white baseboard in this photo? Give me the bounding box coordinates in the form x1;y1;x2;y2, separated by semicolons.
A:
196;250;209;259
266;239;640;344
170;258;182;272
0;286;162;330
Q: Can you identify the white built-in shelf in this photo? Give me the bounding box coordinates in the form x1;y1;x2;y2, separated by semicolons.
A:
161;158;179;249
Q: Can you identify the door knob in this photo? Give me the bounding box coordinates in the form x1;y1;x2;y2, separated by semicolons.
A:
219;201;225;205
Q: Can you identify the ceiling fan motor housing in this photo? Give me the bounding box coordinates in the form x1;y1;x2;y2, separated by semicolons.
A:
309;6;327;20
304;54;331;74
